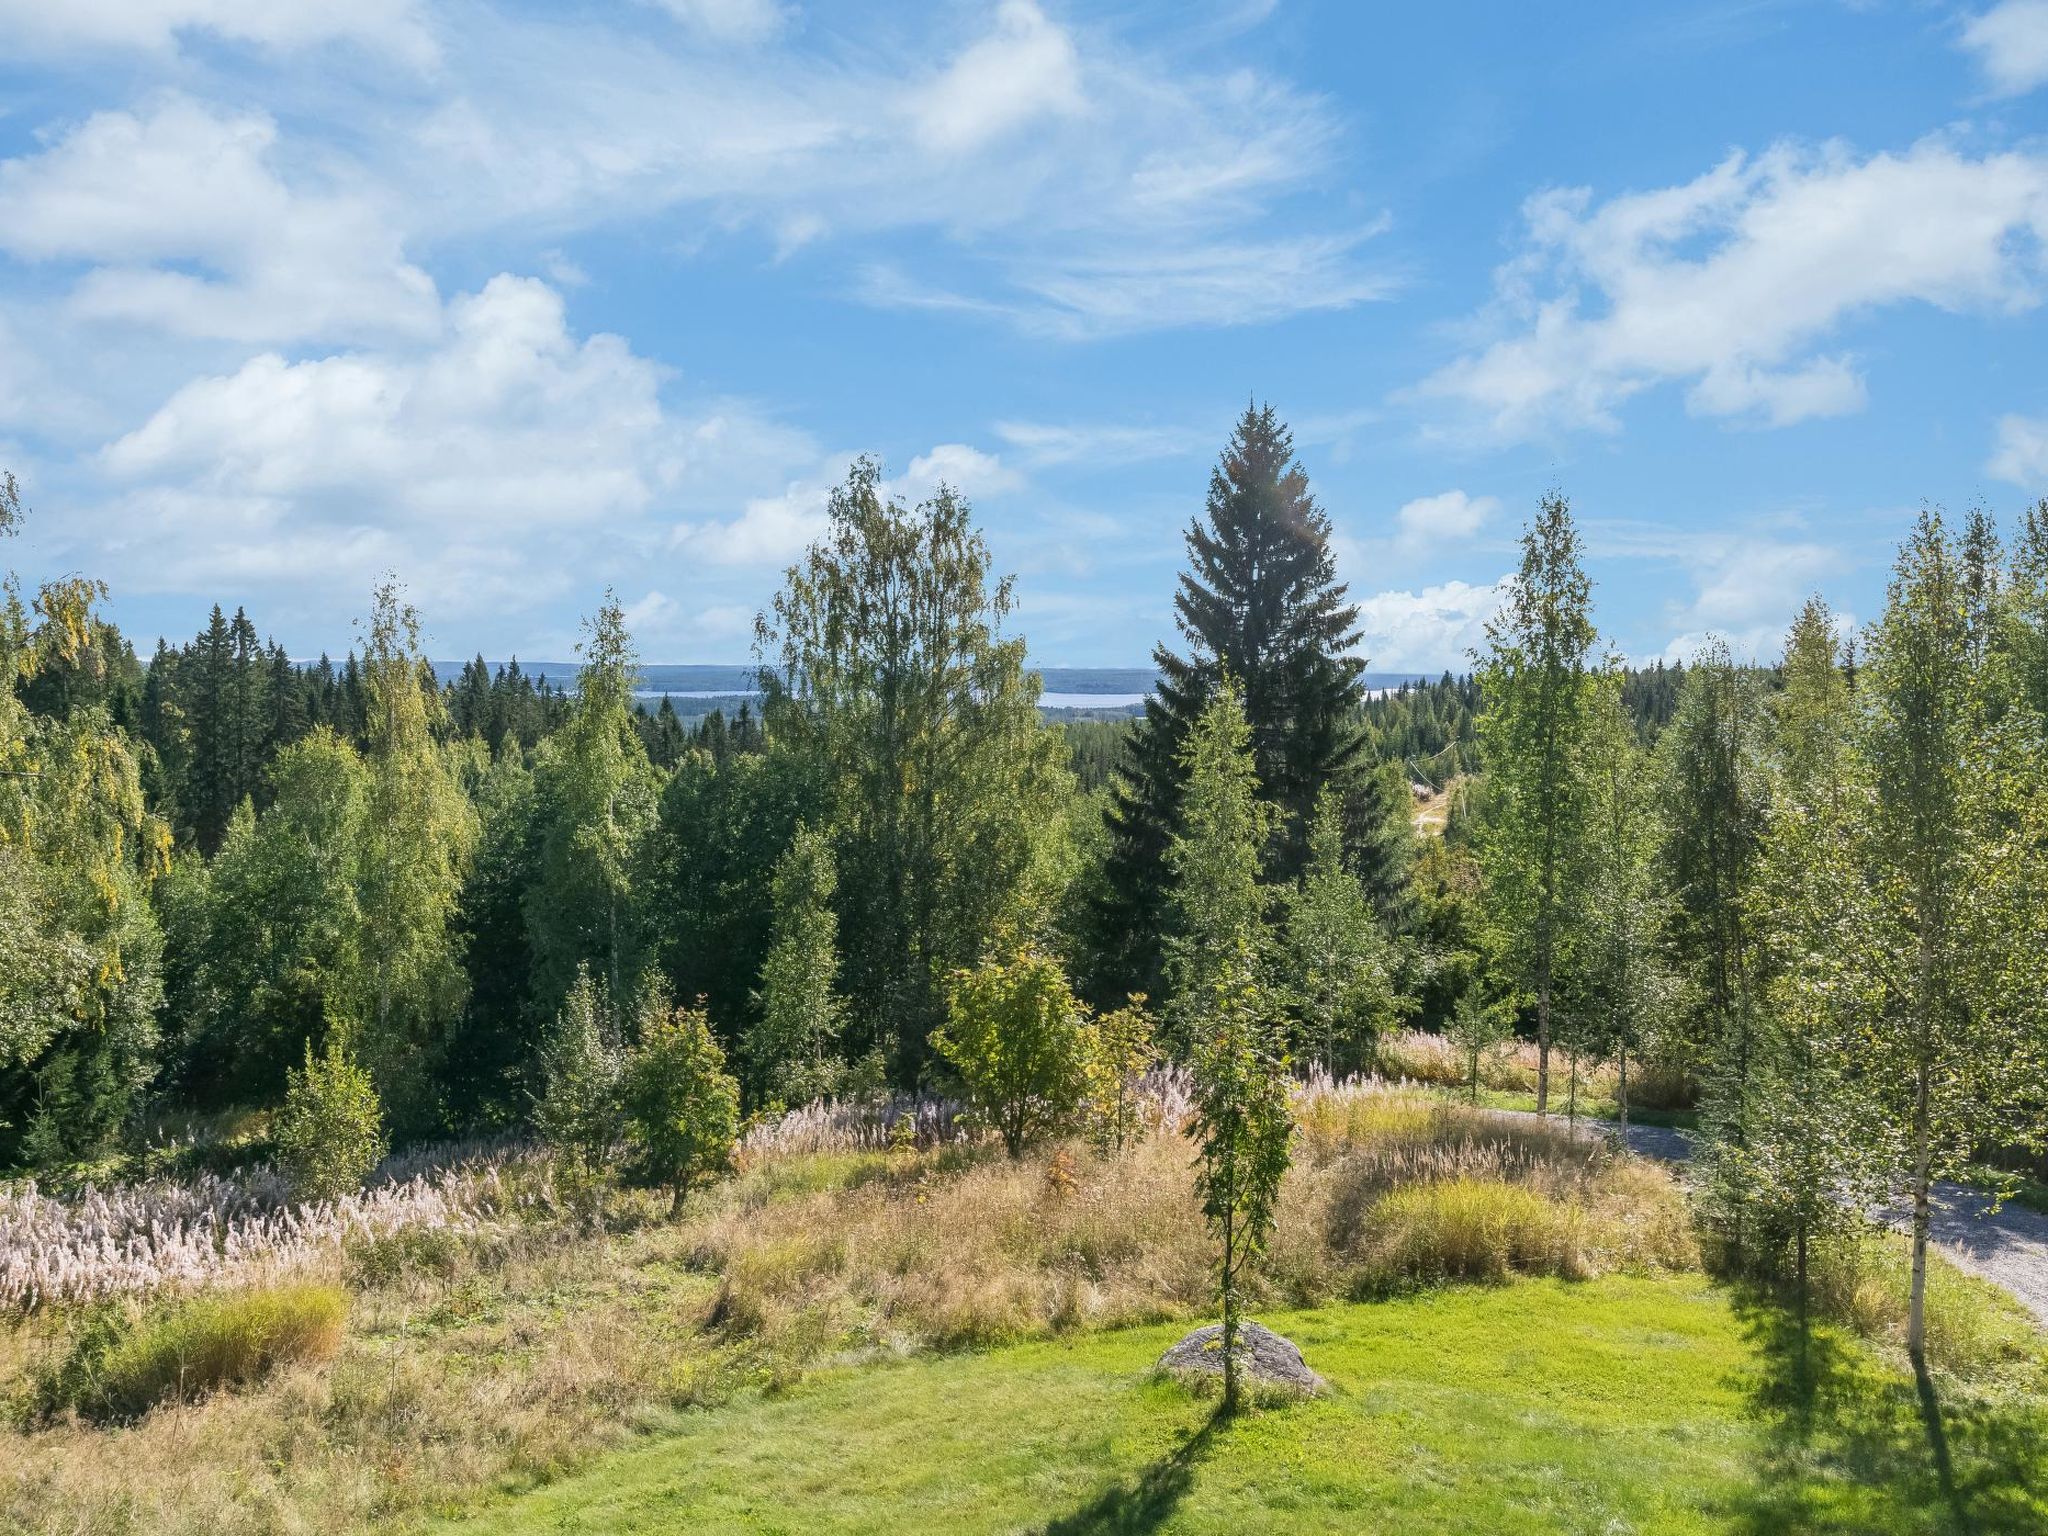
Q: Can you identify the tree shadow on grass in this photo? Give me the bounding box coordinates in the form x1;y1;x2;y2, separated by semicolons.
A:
1034;1404;1228;1536
1726;1290;2048;1535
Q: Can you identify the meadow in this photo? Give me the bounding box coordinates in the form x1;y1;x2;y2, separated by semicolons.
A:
0;1076;2038;1535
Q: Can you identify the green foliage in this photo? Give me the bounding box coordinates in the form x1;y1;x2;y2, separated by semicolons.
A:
1475;491;1598;1113
1442;989;1515;1103
165;729;369;1106
1187;968;1292;1411
0;550;168;1167
1657;641;1771;1222
535;964;624;1177
933;951;1094;1158
1285;787;1402;1074
355;582;478;1131
1163;681;1278;1039
746;824;847;1107
1103;404;1366;998
1573;672;1667;1122
621;989;740;1214
1086;995;1158;1156
273;1035;387;1203
756;458;1075;1081
527;593;660;1020
23;1283;346;1424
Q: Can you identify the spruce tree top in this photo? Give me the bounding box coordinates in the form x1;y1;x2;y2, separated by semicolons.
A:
1163;403;1367;827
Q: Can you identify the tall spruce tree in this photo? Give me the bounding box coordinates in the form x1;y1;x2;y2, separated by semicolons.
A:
1102;404;1366;1001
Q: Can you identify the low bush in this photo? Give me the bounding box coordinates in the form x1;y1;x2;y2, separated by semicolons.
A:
1354;1177;1575;1290
23;1281;347;1423
1371;1030;1698;1111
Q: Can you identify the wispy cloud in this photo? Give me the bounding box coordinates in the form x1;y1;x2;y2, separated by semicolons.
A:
1959;1;2048;97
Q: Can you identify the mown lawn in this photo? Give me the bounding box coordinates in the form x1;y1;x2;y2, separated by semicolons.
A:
446;1273;2048;1535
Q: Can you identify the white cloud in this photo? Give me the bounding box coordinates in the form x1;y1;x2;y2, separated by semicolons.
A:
1354;578;1509;672
394;4;1378;337
1989;411;2048;484
0;97;438;345
912;1;1084;155
88;274;816;620
1960;1;2048;97
904;443;1024;496
993;419;1205;467
672;442;1025;567
1395;490;1499;550
0;0;437;65
650;0;786;44
1422;138;2048;437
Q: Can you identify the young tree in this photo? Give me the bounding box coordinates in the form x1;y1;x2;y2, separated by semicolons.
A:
356;582;477;1128
1163;681;1279;1045
1102;405;1368;997
746;824;847;1107
1576;672;1664;1128
1747;596;1884;1307
932;951;1094;1158
756;460;1075;1080
1841;511;2043;1365
1189;969;1293;1413
1476;492;1598;1112
535;964;624;1179
528;593;661;1017
1286;787;1401;1075
1660;642;1772;1251
622;990;741;1216
273;1035;388;1203
1444;987;1514;1104
0;505;169;1164
1087;995;1158;1156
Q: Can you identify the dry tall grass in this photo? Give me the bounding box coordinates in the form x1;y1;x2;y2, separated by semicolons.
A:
1373;1029;1697;1110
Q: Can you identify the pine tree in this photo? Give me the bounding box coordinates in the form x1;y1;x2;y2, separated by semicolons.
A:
1101;405;1365;1000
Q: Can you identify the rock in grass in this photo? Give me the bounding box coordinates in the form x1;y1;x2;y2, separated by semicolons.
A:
1158;1320;1325;1395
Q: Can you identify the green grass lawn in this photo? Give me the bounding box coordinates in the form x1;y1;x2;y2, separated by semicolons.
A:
444;1274;2048;1535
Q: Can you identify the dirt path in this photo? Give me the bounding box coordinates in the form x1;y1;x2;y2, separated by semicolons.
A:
1501;1110;2048;1327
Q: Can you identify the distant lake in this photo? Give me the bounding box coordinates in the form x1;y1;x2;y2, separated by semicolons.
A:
434;661;1440;707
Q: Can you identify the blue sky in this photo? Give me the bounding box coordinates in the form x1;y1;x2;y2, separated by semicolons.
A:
3;0;2048;669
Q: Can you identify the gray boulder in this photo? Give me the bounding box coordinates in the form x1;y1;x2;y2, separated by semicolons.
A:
1158;1320;1325;1395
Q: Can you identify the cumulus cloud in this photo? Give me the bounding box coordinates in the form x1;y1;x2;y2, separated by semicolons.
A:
1354;578;1509;672
86;274;816;630
1421;138;2048;438
0;97;438;345
1395;490;1499;550
672;442;1025;568
911;1;1084;155
1959;1;2048;97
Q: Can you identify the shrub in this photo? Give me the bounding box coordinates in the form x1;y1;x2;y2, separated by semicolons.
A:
623;994;740;1216
25;1282;347;1423
1357;1177;1574;1290
933;951;1093;1158
1086;995;1158;1155
536;964;624;1177
273;1037;387;1203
